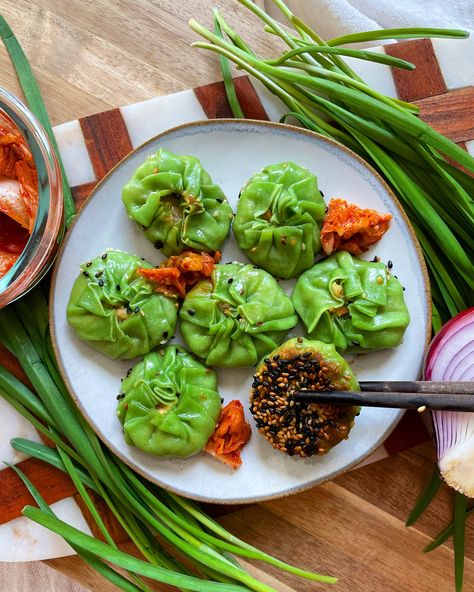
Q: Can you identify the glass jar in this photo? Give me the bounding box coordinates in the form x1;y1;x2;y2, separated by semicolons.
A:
0;88;64;308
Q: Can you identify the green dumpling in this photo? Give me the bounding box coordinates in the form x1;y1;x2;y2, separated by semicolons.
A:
122;148;233;255
117;346;221;458
180;263;298;367
292;251;410;352
233;162;326;278
67;250;177;359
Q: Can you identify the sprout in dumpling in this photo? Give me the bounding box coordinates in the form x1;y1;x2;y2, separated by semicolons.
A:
67;250;177;359
180;263;298;367
233;162;325;278
117;346;222;458
292;251;410;352
122;148;233;255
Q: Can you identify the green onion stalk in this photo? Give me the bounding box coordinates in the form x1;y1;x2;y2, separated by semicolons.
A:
0;13;337;592
189;1;474;589
190;0;474;330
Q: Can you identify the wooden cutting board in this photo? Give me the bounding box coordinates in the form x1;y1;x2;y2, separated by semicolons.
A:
0;31;473;591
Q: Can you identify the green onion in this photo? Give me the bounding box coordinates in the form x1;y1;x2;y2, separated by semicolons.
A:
214;10;244;118
189;1;474;323
327;27;470;46
0;294;335;590
405;468;442;527
454;494;467;592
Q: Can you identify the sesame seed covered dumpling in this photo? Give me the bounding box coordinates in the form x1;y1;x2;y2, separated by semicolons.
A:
250;338;360;457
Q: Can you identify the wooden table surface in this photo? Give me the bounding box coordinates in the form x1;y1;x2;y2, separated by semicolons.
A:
1;1;473;591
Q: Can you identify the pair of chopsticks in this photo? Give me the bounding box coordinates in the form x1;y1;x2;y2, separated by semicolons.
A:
295;381;474;411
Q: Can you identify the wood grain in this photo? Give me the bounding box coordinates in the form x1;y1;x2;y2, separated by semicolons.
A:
386;39;447;102
0;0;280;126
0;2;472;591
417;87;474;144
194;76;270;120
79;110;133;180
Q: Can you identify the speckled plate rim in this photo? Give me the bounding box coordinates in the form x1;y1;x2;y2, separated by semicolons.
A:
50;118;432;504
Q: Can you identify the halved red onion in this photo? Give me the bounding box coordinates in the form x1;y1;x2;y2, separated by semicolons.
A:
425;308;474;497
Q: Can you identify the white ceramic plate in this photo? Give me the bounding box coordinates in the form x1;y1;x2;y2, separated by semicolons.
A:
51;120;430;503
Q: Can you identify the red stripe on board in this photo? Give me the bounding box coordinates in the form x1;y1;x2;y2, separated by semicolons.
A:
71;182;98;211
234;77;269;120
0;458;76;524
416;87;474;144
194;76;269;120
384;411;430;456
385;39;447;102
79;109;133;179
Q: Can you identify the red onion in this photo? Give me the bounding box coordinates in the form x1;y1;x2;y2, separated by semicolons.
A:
425;308;474;497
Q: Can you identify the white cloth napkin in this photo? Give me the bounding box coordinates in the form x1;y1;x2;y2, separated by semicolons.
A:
263;0;474;44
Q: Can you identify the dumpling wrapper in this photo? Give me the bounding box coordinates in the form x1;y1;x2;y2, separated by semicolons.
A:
180;263;298;367
67;250;177;359
292;251;410;352
122;148;233;255
117;346;221;458
233;162;325;278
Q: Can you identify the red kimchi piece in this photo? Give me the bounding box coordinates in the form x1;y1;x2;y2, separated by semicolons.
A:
138;250;221;298
205;400;251;469
321;198;392;256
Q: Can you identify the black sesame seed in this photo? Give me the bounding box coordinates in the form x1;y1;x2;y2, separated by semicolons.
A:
117;393;125;400
116;284;121;291
134;306;140;313
101;253;108;260
320;190;325;198
163;331;169;338
86;261;92;267
98;279;104;287
216;198;223;203
388;260;393;269
187;309;195;316
402;286;406;291
83;271;89;277
220;397;224;404
95;270;103;278
154;240;164;249
227;278;233;284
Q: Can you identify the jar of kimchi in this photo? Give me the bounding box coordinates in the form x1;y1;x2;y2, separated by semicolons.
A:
0;88;63;308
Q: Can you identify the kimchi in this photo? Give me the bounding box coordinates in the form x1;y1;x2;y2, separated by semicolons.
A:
0;113;38;278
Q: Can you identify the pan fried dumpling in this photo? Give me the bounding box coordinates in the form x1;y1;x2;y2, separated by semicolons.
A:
117;346;221;458
233;162;325;278
122;149;233;255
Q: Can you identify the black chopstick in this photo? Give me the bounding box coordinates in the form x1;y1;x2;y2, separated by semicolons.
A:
294;381;474;412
